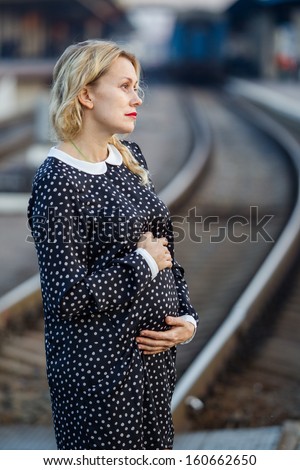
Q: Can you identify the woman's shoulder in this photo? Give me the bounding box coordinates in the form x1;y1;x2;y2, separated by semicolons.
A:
32;156;56;184
32;152;73;188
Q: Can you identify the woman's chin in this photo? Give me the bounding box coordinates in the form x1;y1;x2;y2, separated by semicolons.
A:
119;123;136;135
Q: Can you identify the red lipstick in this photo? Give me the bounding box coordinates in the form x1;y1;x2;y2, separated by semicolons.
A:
125;112;137;118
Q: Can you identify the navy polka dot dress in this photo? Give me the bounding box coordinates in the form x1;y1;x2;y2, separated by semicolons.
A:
27;140;198;450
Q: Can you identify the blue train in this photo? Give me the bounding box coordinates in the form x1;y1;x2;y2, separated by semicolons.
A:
167;11;228;83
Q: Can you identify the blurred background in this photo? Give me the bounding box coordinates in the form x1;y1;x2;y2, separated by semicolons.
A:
1;0;300;451
1;0;300;291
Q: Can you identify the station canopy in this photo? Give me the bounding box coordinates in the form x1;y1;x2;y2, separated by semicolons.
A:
258;0;300;3
116;0;237;13
228;0;300;16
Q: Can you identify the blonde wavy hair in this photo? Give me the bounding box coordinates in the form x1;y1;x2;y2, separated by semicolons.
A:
49;39;149;185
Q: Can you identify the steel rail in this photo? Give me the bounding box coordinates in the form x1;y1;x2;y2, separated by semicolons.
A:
159;89;212;211
171;91;300;429
0;109;35;159
0;274;42;331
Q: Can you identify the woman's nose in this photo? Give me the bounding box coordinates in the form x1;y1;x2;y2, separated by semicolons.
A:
132;91;143;106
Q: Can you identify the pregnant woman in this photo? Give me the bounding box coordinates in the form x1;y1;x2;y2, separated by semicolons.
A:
27;39;198;450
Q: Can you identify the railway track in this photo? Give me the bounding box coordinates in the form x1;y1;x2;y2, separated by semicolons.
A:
173;86;300;445
0;86;299;449
171;90;299;431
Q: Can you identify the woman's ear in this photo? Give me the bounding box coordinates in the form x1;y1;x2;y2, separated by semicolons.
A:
77;87;94;110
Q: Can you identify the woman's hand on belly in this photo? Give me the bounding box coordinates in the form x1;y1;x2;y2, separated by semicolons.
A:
135;316;195;355
137;231;172;271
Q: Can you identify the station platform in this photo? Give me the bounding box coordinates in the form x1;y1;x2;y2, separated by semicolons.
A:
1;421;300;450
226;77;300;122
262;80;300;102
174;426;281;450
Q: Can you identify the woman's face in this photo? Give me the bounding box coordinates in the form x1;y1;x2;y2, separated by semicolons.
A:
85;56;143;137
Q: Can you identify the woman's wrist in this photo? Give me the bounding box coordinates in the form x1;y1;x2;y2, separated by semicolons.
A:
179;314;197;344
136;247;159;280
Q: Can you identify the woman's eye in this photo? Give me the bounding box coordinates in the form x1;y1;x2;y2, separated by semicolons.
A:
121;83;140;95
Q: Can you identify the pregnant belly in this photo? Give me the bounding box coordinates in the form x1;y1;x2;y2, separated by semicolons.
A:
135;269;180;332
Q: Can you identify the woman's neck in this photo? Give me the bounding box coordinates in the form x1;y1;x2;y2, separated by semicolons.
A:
58;138;109;163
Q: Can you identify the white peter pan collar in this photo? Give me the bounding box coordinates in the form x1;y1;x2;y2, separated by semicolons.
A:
49;144;123;175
